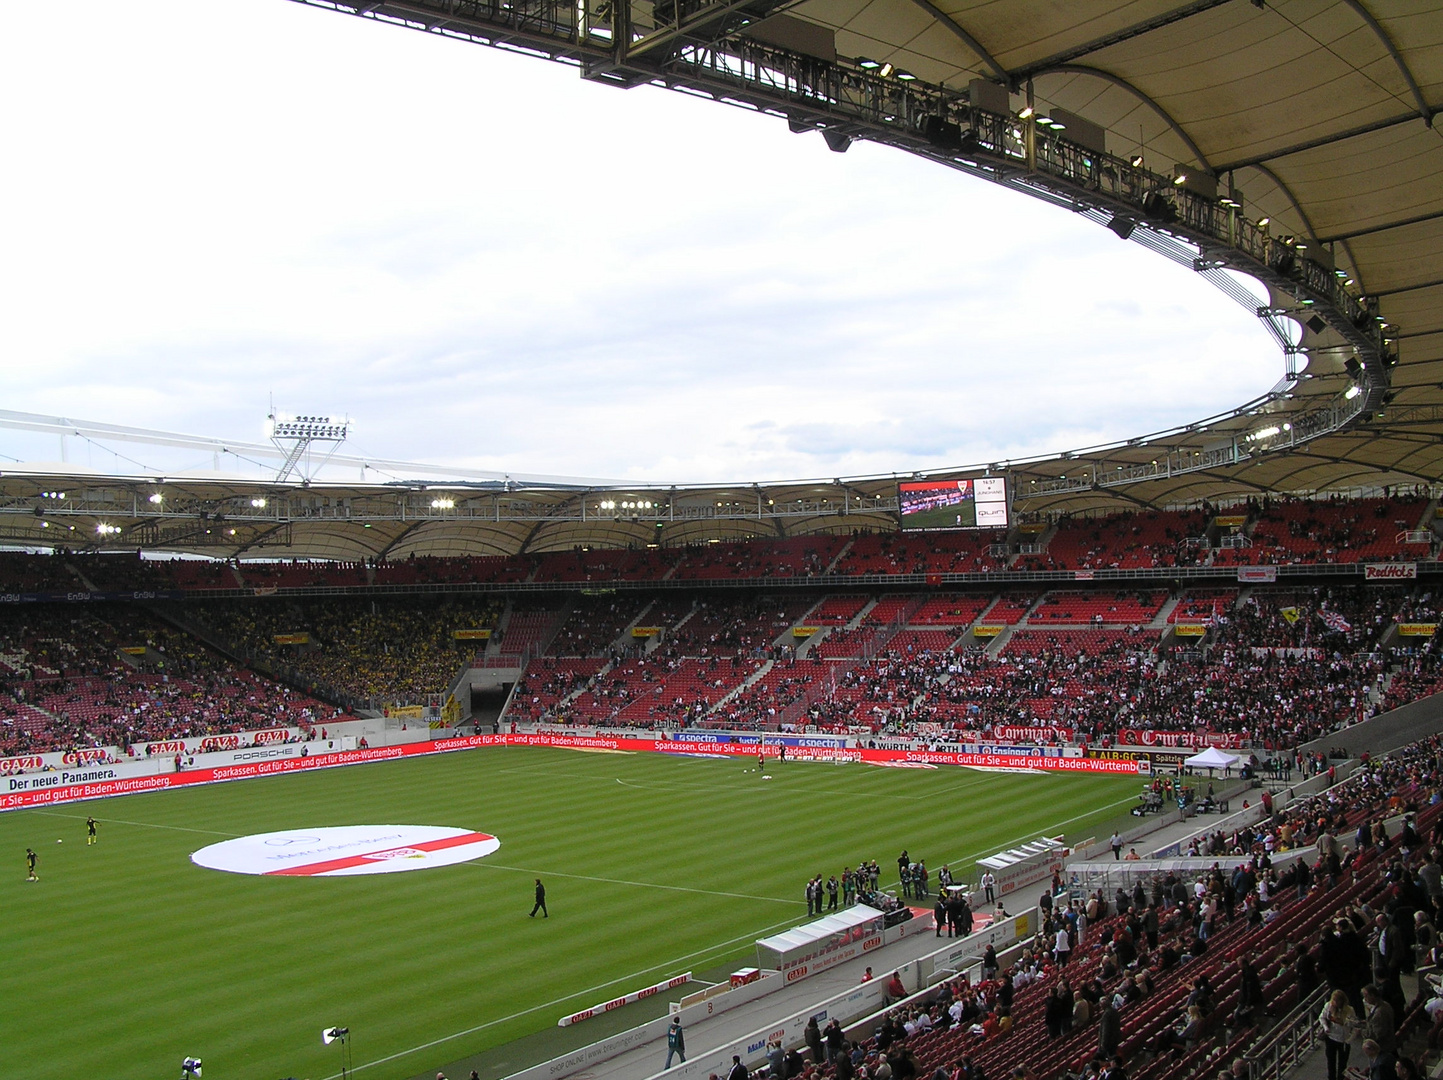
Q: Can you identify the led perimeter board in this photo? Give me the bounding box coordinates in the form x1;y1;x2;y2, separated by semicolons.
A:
898;477;1009;531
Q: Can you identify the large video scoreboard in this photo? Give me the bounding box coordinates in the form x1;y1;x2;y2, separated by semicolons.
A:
897;477;1009;531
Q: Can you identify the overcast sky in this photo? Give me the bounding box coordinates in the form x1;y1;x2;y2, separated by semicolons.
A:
0;0;1282;486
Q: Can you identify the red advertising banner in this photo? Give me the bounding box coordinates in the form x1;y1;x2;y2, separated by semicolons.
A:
0;732;1138;812
1117;729;1245;749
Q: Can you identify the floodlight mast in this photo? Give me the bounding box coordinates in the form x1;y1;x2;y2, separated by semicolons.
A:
265;410;350;483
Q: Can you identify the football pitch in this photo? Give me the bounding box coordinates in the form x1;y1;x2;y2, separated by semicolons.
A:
0;746;1141;1080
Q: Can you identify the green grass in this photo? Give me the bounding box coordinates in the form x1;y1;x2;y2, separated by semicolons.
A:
0;747;1140;1080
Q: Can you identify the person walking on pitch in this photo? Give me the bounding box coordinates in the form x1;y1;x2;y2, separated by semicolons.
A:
26;847;38;881
530;878;548;918
87;817;98;845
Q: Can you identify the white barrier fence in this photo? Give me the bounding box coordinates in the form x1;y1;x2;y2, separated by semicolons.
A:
559;974;693;1027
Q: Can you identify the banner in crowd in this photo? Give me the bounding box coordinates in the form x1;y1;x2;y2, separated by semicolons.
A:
631;627;662;638
451;629;492;640
1116;729;1245;749
991;725;1074;743
0;589;188;605
1214;515;1249;527
0;731;1141;812
1236;566;1278;583
1173;623;1208;637
972;625;1004;637
1399;623;1438;637
272;633;310;645
1365;562;1417;581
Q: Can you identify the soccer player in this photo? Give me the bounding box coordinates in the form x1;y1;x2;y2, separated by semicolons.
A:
530;878;548;918
87;817;98;845
26;847;38;881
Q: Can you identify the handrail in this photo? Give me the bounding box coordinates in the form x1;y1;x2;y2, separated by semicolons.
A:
1244;984;1329;1080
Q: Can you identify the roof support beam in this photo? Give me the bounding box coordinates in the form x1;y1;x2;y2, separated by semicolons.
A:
379;519;431;559
1246;162;1322;246
1339;0;1434;128
1031;63;1211;170
1011;0;1234;81
1320;207;1443;244
1213;110;1423;172
903;0;1009;84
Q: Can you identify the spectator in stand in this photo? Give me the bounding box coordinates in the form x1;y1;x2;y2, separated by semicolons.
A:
1318;989;1358;1080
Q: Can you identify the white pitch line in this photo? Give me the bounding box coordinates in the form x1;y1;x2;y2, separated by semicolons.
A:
27;809;240;838
316;913;808;1080
465;861;806;907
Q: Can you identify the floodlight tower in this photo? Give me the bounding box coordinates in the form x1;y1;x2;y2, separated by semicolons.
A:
265;410;350;483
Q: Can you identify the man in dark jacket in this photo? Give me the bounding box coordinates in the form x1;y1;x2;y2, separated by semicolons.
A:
530;878;548;918
1098;1001;1121;1058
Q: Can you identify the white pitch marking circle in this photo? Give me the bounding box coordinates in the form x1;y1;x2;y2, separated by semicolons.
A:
191;825;500;877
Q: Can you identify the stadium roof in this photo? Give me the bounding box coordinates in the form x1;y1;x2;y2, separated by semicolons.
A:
1;0;1439;558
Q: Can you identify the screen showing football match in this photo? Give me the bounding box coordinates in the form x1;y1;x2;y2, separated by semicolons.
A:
898;477;1009;531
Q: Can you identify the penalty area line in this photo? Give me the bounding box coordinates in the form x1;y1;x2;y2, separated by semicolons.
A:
317;913;807;1080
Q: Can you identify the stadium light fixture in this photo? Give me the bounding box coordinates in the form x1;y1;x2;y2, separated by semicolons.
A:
97;523;121;536
895;69;916;81
429;498;455;510
148;493;164;504
877;63;894;77
1345;385;1362;400
1172;172;1187;186
856;57;881;69
1129;154;1144;167
250;498;266;508
265;414;349;440
1257;217;1270;227
1018;106;1034;119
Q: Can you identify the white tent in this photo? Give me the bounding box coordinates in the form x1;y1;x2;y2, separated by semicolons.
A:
1184;746;1240;770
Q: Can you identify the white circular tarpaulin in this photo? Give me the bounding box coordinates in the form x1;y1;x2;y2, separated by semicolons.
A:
191;825;500;877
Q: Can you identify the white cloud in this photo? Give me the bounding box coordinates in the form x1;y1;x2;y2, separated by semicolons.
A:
0;0;1281;484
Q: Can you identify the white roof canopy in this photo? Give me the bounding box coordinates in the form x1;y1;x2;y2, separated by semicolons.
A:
1184;746;1241;769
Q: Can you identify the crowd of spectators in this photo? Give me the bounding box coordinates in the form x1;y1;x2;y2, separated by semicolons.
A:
191;595;502;704
772;734;1443;1080
0;604;345;756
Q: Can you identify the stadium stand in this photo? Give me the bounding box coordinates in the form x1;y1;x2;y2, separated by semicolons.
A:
833;531;1006;575
190;595;503;705
803;737;1443;1080
0;604;346;755
1027;591;1168;625
671;536;845;580
1016;510;1209;571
